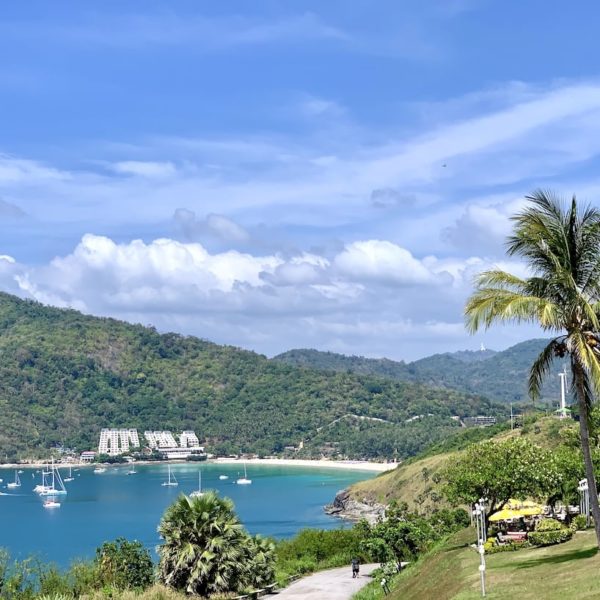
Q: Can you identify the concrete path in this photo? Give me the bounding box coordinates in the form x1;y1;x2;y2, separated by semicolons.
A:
274;563;379;600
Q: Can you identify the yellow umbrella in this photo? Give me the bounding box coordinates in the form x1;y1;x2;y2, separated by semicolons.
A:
489;509;523;521
519;506;544;516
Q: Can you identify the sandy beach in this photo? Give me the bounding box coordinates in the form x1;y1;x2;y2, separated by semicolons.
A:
212;457;397;472
0;458;398;473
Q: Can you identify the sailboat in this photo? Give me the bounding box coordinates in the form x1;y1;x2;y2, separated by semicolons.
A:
64;466;75;482
39;460;67;496
162;465;178;487
219;474;229;480
93;466;107;474
190;470;204;497
127;465;137;475
43;499;60;509
34;466;53;494
236;462;252;485
7;470;21;489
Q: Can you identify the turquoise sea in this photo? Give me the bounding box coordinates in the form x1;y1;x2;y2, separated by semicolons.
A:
0;463;373;566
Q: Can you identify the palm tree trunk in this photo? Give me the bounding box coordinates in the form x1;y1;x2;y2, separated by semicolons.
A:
574;362;600;548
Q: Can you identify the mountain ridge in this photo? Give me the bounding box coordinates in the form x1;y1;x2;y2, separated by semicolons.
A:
0;292;506;462
273;339;557;404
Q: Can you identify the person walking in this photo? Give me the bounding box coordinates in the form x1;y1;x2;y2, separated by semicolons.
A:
351;557;360;578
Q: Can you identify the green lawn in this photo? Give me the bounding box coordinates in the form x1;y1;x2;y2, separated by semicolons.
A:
365;528;600;600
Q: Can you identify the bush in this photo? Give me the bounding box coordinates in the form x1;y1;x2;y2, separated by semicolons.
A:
95;538;154;590
529;519;573;547
572;515;589;531
484;540;530;554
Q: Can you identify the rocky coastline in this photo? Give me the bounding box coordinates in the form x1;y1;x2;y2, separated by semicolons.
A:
324;488;386;524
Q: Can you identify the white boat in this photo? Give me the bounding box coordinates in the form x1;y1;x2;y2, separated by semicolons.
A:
64;466;75;482
127;466;137;475
39;460;67;496
190;470;204;497
43;500;60;509
236;462;252;485
34;467;52;494
162;465;178;487
17;470;23;474
93;467;107;474
7;471;21;489
219;475;229;480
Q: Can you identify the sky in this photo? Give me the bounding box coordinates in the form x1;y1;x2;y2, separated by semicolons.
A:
1;1;600;361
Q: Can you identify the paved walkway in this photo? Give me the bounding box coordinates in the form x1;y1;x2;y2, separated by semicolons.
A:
274;563;379;600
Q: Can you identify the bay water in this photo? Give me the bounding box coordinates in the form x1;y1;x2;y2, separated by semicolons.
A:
0;463;373;566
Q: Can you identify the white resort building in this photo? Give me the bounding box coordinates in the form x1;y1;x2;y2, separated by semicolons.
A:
144;429;205;459
144;430;178;449
98;429;141;456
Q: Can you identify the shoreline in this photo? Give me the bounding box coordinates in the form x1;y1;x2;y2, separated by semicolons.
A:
211;457;397;472
0;458;398;473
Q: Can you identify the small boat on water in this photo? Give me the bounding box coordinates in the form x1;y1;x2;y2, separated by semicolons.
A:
219;475;229;480
127;467;137;475
39;460;67;496
64;466;75;482
162;465;178;487
93;467;107;474
43;500;60;509
7;471;21;489
190;470;204;498
236;462;252;485
17;470;23;474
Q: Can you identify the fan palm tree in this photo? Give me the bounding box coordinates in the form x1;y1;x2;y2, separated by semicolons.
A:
157;491;257;596
465;190;600;548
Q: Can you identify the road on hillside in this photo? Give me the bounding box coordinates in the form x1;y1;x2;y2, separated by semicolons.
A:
274;563;380;599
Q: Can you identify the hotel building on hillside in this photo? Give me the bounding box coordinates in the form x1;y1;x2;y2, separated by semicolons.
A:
98;429;141;456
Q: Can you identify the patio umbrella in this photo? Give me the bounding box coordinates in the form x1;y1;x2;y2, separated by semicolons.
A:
489;509;523;521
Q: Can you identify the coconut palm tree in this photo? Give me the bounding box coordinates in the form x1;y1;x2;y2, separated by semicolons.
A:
157;491;260;596
465;190;600;548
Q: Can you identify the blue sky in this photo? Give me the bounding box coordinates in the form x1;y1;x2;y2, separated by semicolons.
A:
1;1;599;360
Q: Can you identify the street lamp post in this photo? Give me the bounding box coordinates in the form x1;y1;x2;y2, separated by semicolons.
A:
578;478;590;527
473;498;487;597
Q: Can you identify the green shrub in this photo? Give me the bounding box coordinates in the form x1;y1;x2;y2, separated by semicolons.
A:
95;538;154;591
572;515;589;531
535;518;562;532
529;519;573;547
485;541;530;554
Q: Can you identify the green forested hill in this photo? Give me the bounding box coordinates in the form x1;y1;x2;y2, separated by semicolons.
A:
274;339;558;404
0;293;505;461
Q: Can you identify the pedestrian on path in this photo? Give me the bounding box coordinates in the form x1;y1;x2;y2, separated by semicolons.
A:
351;557;360;578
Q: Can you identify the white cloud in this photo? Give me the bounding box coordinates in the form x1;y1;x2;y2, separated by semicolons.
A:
6;232;524;360
334;240;434;284
112;161;176;178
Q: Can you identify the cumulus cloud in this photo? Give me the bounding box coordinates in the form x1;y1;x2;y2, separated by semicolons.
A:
5;232;527;360
334;240;434;285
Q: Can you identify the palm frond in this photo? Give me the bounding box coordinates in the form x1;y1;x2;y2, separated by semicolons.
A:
528;339;561;400
465;287;561;333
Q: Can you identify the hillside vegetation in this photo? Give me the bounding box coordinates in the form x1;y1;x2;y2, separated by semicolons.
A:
0;293;505;461
274;339;558;404
349;417;574;513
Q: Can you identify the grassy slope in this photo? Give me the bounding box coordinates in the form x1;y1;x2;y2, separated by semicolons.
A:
378;528;600;600
349;417;574;512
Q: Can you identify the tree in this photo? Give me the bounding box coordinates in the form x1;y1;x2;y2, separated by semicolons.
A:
465;190;600;548
95;538;154;590
157;492;274;597
443;438;562;527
